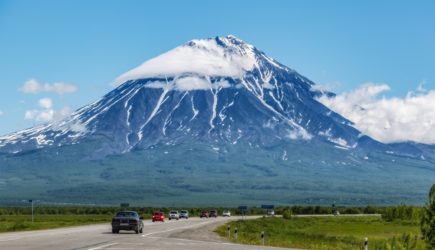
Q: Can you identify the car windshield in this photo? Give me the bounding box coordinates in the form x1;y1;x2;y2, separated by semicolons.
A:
180;210;187;213
116;212;137;217
170;211;178;214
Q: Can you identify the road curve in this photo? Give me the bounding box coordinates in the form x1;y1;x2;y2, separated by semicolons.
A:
0;216;296;250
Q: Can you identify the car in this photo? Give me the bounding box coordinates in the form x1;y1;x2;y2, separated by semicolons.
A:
200;211;209;218
267;209;275;216
209;210;218;218
179;210;189;219
169;210;180;220
152;212;165;222
111;211;144;234
222;210;231;217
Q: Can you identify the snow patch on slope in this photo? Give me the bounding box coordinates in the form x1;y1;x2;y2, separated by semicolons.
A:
143;76;231;91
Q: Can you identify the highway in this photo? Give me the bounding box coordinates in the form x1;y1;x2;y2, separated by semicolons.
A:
0;216;295;250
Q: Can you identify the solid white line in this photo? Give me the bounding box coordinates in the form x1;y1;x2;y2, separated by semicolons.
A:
0;237;20;242
88;242;118;250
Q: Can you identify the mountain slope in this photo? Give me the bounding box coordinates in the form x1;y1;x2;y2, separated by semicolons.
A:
0;35;375;156
0;35;433;205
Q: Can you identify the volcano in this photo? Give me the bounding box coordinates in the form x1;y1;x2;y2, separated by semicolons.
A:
0;35;433;206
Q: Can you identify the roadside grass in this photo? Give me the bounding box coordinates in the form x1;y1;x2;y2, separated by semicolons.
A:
0;214;112;233
216;216;426;250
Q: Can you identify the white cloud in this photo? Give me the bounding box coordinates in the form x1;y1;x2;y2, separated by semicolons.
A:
310;82;341;93
317;83;435;144
25;98;72;123
114;37;257;85
58;106;72;118
174;77;211;91
38;97;53;109
25;109;54;122
0;110;3;116
20;78;77;94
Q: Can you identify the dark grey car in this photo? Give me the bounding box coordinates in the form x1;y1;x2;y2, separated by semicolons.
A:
111;211;144;234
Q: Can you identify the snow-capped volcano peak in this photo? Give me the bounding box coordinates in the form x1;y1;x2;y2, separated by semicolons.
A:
0;35;376;157
115;35;278;85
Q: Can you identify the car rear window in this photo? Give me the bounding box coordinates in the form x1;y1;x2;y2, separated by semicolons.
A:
116;212;137;217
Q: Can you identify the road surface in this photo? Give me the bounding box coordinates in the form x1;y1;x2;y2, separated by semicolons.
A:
0;216;295;250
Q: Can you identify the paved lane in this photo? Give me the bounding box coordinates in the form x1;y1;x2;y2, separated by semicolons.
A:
0;216;296;250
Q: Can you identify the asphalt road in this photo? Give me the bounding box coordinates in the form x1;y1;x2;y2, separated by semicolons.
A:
0;216;295;250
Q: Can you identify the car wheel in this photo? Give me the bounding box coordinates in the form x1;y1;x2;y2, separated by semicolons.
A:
112;229;116;234
139;227;143;233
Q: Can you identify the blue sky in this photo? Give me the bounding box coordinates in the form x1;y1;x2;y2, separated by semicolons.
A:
0;0;434;136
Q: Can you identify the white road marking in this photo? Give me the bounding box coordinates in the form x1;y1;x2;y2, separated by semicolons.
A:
0;224;109;242
88;242;118;250
0;237;20;242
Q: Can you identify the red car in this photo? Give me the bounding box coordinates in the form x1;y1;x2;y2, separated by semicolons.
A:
152;212;165;222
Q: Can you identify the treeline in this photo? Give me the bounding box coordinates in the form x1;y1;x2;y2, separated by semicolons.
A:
0;205;422;219
0;207;239;217
275;205;381;215
381;205;424;222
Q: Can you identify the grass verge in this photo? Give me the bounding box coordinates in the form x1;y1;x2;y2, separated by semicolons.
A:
0;214;111;233
215;216;426;250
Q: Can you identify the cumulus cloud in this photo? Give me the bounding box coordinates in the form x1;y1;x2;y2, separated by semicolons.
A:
20;78;77;94
25;98;72;123
38;97;53;109
317;83;435;144
25;109;54;122
310;82;341;93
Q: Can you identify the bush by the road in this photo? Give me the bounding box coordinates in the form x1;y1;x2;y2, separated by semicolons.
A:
381;205;424;222
421;183;435;249
282;209;292;220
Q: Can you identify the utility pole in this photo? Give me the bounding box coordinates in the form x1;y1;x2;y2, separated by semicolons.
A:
29;200;34;223
26;200;39;223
